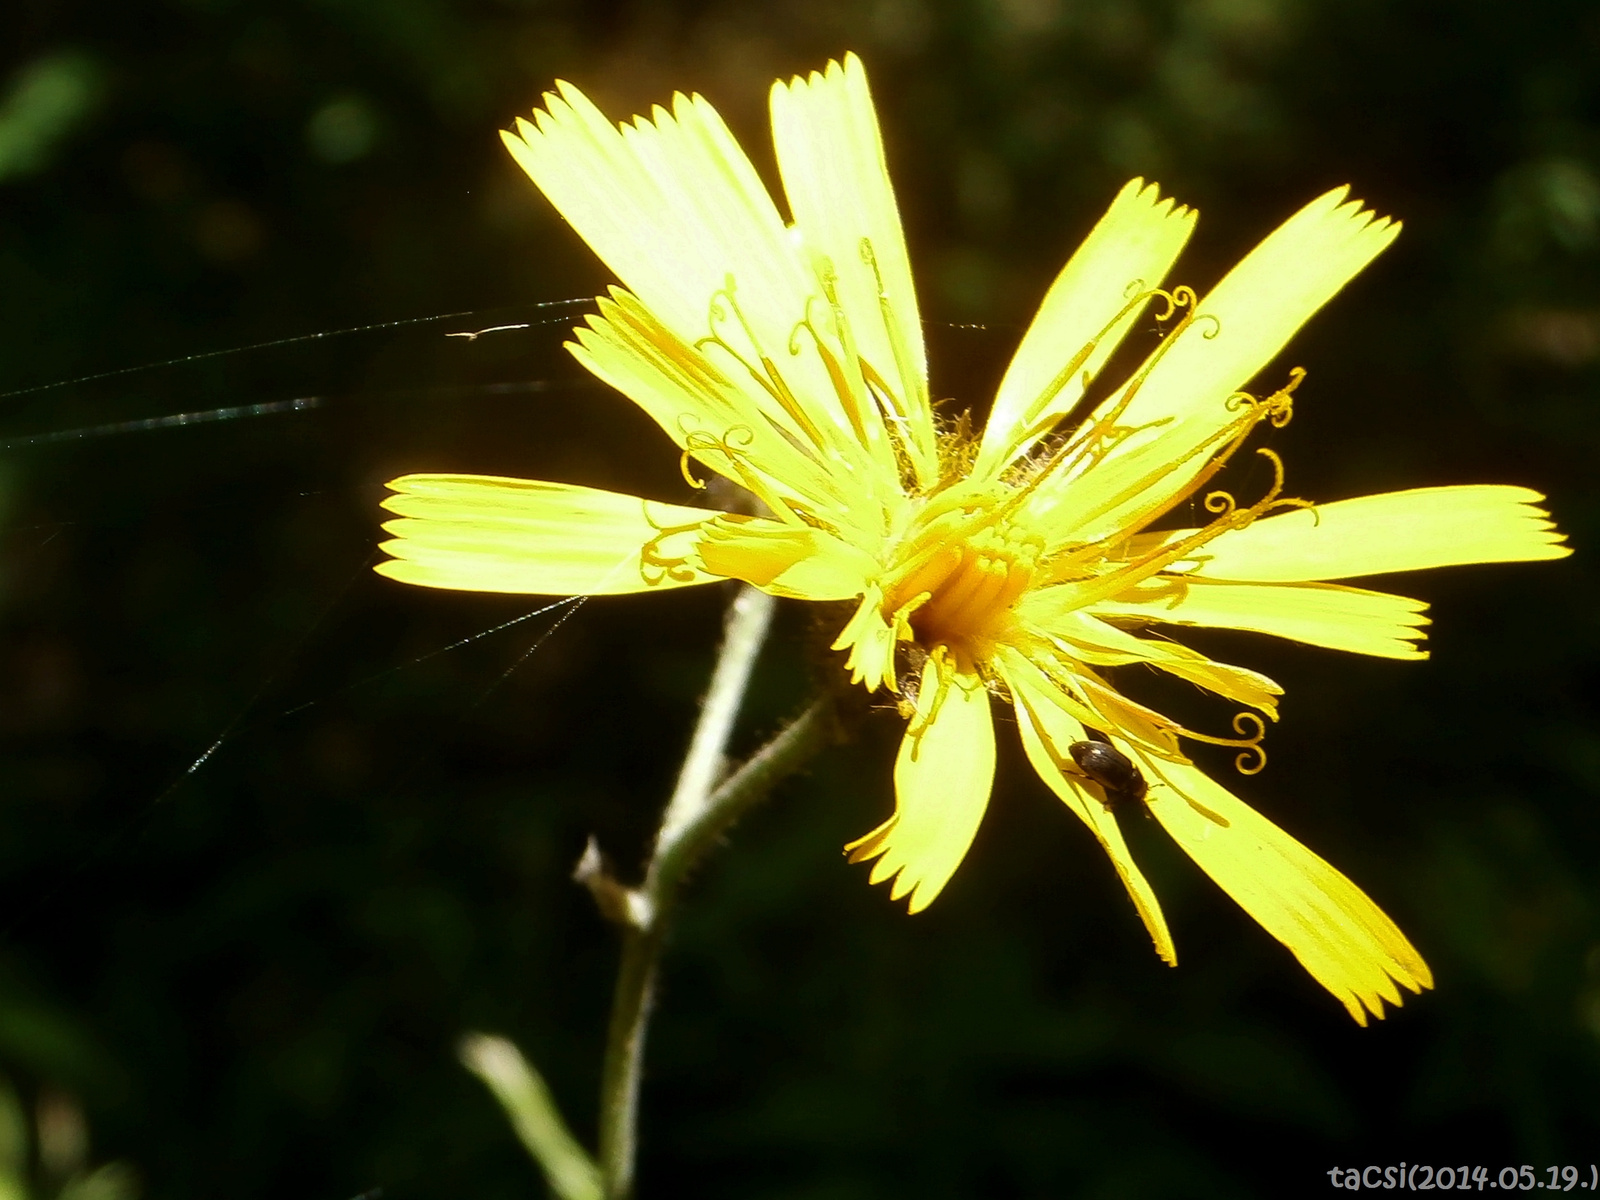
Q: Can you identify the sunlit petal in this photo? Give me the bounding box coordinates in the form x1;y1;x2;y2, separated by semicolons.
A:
1178;485;1571;582
771;54;939;487
696;515;877;600
1022;607;1283;718
845;654;995;913
1000;650;1176;964
503;82;803;361
378;475;721;594
1051;189;1398;534
570;288;844;508
977;179;1196;477
505;82;892;483
1139;754;1433;1024
1090;576;1431;660
1101;186;1397;443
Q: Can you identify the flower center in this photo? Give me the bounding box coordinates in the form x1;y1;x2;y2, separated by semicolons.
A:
883;501;1041;660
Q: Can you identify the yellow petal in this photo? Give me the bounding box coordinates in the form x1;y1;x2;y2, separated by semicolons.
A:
503;82;801;360
1090;576;1431;660
1097;187;1397;452
770;54;939;488
695;514;877;601
998;650;1176;965
1017;406;1252;549
829;585;899;693
376;475;721;594
1176;485;1572;582
569;288;859;522
1021;607;1282;718
1139;755;1432;1023
976;178;1196;477
845;654;995;913
504;80;888;480
1031;188;1398;543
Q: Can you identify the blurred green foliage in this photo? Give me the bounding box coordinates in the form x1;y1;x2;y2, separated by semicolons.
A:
0;1074;137;1200
1;0;1597;1196
0;53;101;184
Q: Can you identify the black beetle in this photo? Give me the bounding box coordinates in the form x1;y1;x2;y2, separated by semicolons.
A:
1067;737;1148;812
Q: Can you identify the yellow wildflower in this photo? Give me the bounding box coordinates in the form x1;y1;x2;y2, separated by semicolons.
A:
376;55;1570;1023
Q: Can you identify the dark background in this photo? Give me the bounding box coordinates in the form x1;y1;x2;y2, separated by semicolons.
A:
2;1;1598;1196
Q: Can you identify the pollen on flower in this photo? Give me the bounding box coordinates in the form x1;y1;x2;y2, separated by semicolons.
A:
881;502;1043;667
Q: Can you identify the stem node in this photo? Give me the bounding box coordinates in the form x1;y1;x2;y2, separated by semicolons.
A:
573;836;651;929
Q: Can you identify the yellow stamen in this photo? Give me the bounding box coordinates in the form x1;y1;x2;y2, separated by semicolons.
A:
1171;711;1269;775
639;513;710;584
1052;444;1310;611
695;274;832;455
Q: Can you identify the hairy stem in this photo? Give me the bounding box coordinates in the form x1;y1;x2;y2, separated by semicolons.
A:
595;585;832;1200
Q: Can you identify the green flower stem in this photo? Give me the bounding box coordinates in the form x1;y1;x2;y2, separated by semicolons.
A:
650;692;834;911
596;922;662;1200
595;584;834;1200
460;1034;604;1200
652;585;779;879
